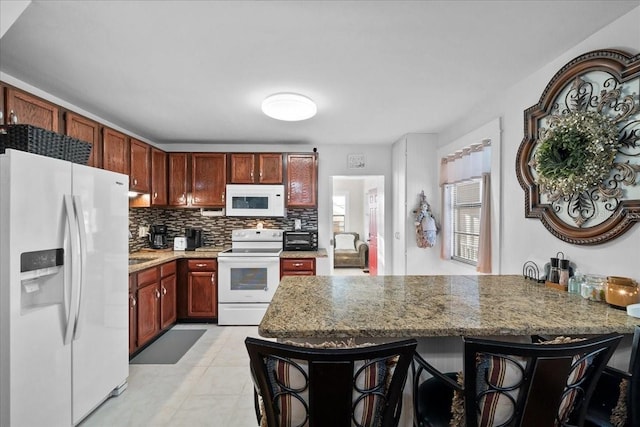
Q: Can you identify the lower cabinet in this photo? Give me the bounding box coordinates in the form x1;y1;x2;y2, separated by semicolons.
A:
129;260;178;356
160;261;177;329
178;259;218;320
280;258;316;278
129;275;137;355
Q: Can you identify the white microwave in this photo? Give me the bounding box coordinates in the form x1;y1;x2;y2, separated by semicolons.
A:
225;184;286;217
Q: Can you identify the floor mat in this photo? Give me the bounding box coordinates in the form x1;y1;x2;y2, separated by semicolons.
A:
130;329;206;364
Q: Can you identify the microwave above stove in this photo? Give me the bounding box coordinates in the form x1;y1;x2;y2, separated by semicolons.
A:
283;231;318;251
225;184;285;217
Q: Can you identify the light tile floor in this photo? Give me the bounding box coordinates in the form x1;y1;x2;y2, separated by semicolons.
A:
81;324;266;427
82;270;367;426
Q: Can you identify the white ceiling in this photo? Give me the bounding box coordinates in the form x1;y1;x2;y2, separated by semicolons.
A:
1;1;638;146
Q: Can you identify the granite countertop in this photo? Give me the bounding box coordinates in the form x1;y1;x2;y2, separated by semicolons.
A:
281;248;328;258
259;275;639;339
129;247;328;273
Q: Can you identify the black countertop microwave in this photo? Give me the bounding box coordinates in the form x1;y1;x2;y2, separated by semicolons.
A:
283;231;318;251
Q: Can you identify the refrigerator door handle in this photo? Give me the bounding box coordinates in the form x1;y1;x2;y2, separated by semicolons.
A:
72;195;88;340
63;195;79;346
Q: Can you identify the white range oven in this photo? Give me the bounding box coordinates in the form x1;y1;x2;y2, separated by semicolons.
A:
217;229;283;325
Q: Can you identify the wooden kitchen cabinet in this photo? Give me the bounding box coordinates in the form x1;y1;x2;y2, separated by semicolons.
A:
64;111;102;168
129;138;151;193
185;259;217;318
191;153;226;207
136;267;160;348
129;274;137;355
168;152;189;206
229;153;283;184
4;87;60;131
280;258;316;278
286;153;318;207
102;127;129;175
160;261;177;330
151;147;168;206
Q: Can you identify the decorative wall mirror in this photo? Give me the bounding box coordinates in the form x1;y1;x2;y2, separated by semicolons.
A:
516;49;640;245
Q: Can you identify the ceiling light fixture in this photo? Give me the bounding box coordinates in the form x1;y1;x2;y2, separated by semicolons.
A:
261;93;317;121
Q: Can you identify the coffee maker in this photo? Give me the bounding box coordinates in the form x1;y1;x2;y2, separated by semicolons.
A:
185;227;203;251
149;225;168;249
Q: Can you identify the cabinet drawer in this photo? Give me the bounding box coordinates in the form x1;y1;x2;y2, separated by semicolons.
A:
281;259;315;272
282;271;315;276
137;267;158;287
161;260;177;277
187;259;216;271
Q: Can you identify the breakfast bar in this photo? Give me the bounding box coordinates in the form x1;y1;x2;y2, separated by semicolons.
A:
259;275;638;426
260;275;638;339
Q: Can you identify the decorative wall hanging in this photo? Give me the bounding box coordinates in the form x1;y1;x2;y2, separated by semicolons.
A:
516;49;640;245
413;191;439;248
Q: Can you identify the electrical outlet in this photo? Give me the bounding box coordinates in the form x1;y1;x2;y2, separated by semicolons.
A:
138;226;149;238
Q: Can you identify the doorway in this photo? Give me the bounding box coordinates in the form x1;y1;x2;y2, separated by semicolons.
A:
331;176;384;276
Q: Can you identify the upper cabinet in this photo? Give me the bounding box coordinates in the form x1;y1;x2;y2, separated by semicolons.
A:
64;112;101;168
286;153;318;207
102;127;129;175
4;87;60;132
229;153;283;184
129;138;151;193
192;153;226;207
168;153;189;206
151;148;168;206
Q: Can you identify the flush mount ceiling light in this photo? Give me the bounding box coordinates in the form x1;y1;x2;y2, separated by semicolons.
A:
261;93;317;121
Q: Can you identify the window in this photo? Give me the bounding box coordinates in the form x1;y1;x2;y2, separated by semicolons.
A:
332;195;346;233
449;179;481;265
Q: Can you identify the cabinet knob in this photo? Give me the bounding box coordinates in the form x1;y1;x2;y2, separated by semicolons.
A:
9;110;18;124
130;295;136;307
211;272;215;284
162;286;167;295
294;262;303;267
196;263;207;268
155;289;161;299
153;192;157;199
133;178;138;185
221;193;225;202
250;171;254;179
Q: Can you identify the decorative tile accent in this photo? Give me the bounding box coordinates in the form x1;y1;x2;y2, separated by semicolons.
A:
129;207;317;253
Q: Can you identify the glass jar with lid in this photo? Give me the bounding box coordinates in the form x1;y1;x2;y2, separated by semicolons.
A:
580;274;606;301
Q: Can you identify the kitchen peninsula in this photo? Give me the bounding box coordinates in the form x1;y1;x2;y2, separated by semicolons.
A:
259;275;638;371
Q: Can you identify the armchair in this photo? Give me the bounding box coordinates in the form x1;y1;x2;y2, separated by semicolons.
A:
333;232;368;269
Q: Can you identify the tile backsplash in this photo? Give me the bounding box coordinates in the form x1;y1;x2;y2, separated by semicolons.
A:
129;207;317;252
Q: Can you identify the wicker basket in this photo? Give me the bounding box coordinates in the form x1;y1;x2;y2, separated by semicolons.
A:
0;124;91;165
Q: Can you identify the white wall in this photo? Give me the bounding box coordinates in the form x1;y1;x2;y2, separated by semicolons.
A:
438;7;640;280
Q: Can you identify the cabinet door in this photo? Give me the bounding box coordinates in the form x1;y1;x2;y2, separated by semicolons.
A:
137;283;160;347
286;153;318;207
130;138;151;193
229;153;255;183
259;153;283;184
151;148;167;206
187;271;217;317
5;87;59;131
160;274;177;330
102;127;129;175
129;291;137;355
0;83;5;124
191;153;226;207
64;111;102;168
129;274;137;355
168;153;189;206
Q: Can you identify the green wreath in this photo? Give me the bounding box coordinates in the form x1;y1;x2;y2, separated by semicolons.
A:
535;110;619;197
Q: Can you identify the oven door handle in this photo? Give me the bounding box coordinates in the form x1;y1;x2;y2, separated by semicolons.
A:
218;257;280;264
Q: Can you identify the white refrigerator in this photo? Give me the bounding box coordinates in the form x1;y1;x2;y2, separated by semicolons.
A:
0;149;129;426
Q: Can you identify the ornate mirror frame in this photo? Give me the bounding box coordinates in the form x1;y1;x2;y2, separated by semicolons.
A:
516;49;640;245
